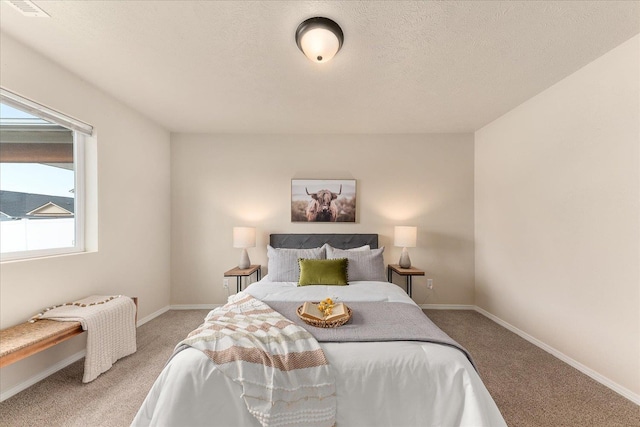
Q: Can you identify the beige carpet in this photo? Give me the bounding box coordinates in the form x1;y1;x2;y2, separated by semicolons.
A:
426;310;640;427
0;309;209;427
1;309;638;426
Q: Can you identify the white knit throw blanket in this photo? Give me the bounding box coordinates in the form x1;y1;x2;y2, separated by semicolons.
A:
36;295;137;383
178;293;336;427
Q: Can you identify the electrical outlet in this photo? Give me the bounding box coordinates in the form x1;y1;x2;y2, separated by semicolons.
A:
223;278;229;289
427;279;433;289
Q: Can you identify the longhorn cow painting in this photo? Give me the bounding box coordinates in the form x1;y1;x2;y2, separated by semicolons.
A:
291;179;356;222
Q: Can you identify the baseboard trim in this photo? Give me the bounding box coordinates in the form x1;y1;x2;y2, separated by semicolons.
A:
419;304;475;310
474;306;640;405
137;305;170;327
0;349;86;402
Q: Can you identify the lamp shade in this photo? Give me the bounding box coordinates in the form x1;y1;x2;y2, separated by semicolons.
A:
233;227;256;249
295;17;344;63
394;226;417;248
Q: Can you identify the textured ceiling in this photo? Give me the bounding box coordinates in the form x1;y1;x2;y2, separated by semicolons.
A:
1;1;638;134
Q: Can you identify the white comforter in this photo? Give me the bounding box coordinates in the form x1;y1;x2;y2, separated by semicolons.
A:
133;279;506;427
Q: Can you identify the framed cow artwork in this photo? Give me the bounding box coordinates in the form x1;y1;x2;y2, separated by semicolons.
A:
291;179;356;222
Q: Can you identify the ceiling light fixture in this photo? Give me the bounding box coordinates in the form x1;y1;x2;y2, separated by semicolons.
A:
295;17;344;64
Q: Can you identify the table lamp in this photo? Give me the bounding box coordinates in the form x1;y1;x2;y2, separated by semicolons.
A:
394;226;417;268
233;227;256;269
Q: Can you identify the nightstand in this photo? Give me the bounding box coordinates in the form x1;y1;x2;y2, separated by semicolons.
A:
224;265;262;293
387;264;425;298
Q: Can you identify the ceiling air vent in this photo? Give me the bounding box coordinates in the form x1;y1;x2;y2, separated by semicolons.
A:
5;0;50;17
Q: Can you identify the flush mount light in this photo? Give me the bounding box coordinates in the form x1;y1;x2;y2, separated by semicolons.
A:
295;17;344;63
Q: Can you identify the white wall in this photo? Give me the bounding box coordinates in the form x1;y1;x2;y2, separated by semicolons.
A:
0;34;171;396
475;34;639;397
170;133;474;307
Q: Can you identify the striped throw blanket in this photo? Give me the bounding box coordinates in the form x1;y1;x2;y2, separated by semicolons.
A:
176;293;336;427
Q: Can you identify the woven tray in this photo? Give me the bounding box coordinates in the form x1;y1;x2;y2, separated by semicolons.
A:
296;304;352;328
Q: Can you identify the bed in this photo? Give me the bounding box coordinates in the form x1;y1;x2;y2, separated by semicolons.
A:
132;234;506;427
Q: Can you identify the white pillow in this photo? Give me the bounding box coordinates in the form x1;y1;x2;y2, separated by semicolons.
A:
323;243;370;252
326;246;386;282
267;245;326;282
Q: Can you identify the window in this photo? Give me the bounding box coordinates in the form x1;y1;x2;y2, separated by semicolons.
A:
0;88;93;261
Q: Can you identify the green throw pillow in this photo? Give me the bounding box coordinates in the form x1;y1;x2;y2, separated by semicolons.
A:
298;258;348;286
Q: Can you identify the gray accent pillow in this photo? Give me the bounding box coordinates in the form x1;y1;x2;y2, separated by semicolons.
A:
267;245;326;282
326;246;386;282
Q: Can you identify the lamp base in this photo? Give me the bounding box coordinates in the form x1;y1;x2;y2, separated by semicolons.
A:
398;247;411;268
239;249;251;269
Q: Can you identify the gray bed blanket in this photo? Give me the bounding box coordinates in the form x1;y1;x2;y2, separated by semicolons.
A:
266;301;476;370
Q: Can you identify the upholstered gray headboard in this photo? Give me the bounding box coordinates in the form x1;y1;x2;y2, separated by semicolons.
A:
270;234;378;249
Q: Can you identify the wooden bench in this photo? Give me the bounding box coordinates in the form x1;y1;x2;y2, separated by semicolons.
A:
0;297;137;368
